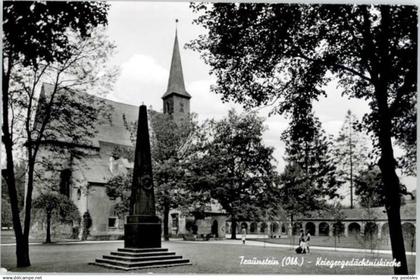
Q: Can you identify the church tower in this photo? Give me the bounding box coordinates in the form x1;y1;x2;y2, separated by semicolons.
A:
162;22;191;121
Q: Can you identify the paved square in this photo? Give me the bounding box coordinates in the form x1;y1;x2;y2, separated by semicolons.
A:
1;240;415;274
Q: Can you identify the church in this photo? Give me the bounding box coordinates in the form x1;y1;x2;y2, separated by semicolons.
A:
32;29;226;240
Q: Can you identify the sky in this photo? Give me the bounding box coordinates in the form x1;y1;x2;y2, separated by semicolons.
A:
103;2;414;204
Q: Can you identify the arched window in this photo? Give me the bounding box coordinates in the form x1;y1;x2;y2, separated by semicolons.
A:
348;223;361;236
250;222;258;233
319;222;330;236
305;222;315;235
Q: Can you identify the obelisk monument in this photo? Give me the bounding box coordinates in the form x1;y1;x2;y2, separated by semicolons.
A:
124;104;161;248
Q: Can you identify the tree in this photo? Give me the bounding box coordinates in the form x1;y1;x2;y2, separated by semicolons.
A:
2;2;111;267
149;112;206;240
32;193;80;243
189;4;416;274
327;201;346;248
354;166;386;208
334;110;370;208
193;110;280;239
279;163;320;245
105;173;132;219
278;113;341;245
281;112;341;199
279;111;341;238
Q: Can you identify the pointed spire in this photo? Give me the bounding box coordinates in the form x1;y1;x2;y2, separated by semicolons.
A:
162;20;191;100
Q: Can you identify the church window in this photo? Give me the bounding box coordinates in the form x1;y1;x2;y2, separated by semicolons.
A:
108;217;117;228
59;169;71;197
179;102;184;113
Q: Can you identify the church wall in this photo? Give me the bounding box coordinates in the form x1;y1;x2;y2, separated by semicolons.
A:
86;184;123;239
33;146;70;196
30;145;84;239
98;141;133;159
33;143;132;240
29;217;75;240
70;166;88;216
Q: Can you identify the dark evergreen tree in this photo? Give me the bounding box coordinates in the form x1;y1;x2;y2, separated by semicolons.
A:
279;111;341;242
334;110;370;208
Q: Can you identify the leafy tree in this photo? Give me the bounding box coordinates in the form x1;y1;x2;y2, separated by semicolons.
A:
149;112;196;240
334;110;370;208
32;193;80;243
189;4;416;273
354;166;386;208
2;2;111;267
193;110;280;239
105;173;132;218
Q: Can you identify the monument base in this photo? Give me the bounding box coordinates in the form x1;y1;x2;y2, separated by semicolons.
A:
90;247;191;270
92;215;191;270
124;215;161;249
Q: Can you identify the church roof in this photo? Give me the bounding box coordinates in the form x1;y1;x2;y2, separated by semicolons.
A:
40;83;139;148
162;29;191;100
94;99;138;147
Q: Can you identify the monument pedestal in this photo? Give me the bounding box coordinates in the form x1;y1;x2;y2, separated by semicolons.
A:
90;247;191;271
124;215;161;248
91;215;191;270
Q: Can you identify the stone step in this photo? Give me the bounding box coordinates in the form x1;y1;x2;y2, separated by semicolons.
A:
110;251;176;257
95;257;190;268
103;254;182;262
117;247;168;253
90;261;192;271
